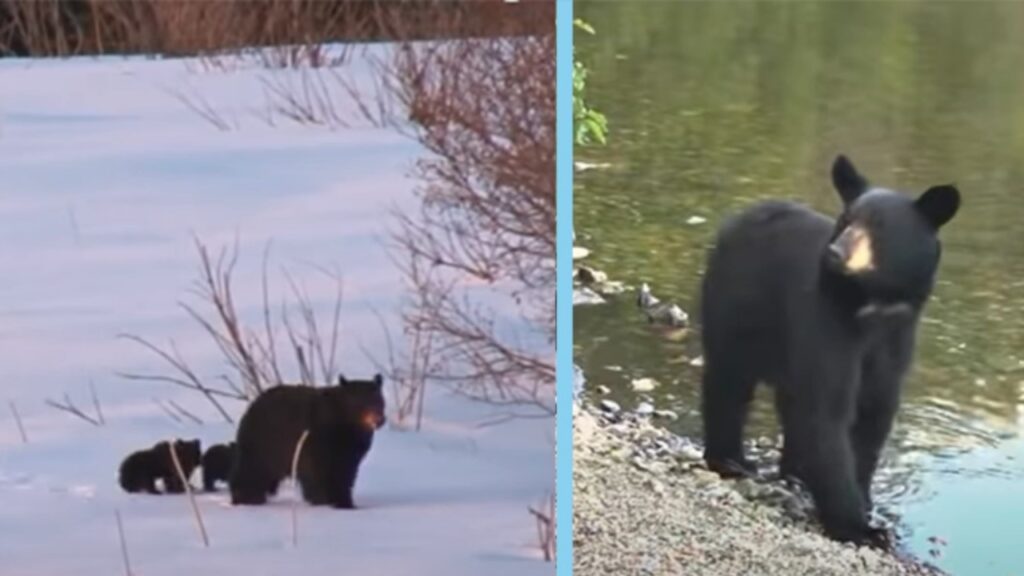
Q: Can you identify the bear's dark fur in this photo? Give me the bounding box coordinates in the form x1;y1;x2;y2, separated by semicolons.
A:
699;155;959;546
229;374;386;508
201;442;236;492
118;439;202;494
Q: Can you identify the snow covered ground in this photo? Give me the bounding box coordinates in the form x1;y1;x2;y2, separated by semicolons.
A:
0;50;553;575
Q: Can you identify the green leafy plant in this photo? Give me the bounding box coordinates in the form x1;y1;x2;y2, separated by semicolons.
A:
573;19;608;146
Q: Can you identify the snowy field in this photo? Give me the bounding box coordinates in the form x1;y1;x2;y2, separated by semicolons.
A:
0;50;553;575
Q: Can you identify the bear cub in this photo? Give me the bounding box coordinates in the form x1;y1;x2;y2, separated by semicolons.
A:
699;155;959;547
119;439;202;494
230;374;386;509
201;442;236;492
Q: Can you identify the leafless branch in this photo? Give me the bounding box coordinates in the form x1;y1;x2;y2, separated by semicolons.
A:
45;392;102;427
167;399;204;425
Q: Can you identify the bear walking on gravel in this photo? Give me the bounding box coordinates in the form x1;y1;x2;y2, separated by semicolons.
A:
119;439;202;494
699;155;959;546
229;374;386;508
201;442;236;492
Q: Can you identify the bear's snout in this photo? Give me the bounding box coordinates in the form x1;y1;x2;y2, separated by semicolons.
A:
827;225;875;275
360;411;386;430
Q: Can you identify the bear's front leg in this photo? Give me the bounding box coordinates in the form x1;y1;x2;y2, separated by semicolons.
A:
163;474;185;494
792;415;873;543
326;457;358;509
780;350;877;546
852;343;908;513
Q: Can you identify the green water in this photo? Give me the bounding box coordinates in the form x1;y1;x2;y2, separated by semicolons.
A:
574;2;1024;573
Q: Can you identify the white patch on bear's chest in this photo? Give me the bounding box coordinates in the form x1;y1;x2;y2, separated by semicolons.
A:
843;225;875;273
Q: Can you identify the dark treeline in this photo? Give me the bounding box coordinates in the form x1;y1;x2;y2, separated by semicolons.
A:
0;0;554;58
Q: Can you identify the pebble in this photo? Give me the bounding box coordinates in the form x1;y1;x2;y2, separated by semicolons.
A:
689;355;705;367
596;385;612;395
653;409;678;421
594;280;627;295
631;377;659;392
600;399;622;414
635;402;655;416
574;286;606;306
573;246;591;260
686;215;707;225
576;265;608;284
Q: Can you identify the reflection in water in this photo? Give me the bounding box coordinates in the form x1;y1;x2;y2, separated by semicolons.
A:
575;2;1024;573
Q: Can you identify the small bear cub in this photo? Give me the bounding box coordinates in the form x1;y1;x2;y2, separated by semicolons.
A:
119;438;202;494
201;442;236;492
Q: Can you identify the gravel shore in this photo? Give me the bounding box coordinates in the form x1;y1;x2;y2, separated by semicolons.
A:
572;403;942;576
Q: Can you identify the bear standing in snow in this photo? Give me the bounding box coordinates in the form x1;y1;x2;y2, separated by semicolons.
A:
229;374;386;509
699;155;959;546
201;442;236;492
119;439;202;494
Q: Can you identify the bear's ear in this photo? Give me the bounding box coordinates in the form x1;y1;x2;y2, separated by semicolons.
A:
337;374;347;386
832;154;869;205
916;184;960;229
373;373;384;389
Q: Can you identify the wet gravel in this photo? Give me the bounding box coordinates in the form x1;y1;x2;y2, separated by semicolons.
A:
572;403;944;576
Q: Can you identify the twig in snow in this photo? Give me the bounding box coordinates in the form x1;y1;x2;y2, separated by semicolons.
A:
168;440;209;548
114;509;133;576
8;400;27;444
528;492;555;562
290;429;310;547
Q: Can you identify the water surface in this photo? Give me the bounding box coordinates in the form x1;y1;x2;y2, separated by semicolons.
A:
575;3;1024;573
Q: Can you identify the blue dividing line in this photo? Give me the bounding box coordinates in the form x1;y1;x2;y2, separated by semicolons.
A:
555;0;574;573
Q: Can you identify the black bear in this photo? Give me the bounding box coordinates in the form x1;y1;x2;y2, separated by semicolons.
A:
118;439;202;494
201;442;236;492
699;155;959;546
229;374;386;508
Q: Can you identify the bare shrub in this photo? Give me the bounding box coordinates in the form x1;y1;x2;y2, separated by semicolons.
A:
120;239;345;417
0;1;541;59
362;308;435;431
256;4;556;416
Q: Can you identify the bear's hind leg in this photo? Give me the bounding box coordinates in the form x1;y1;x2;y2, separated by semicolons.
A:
702;358;758;477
